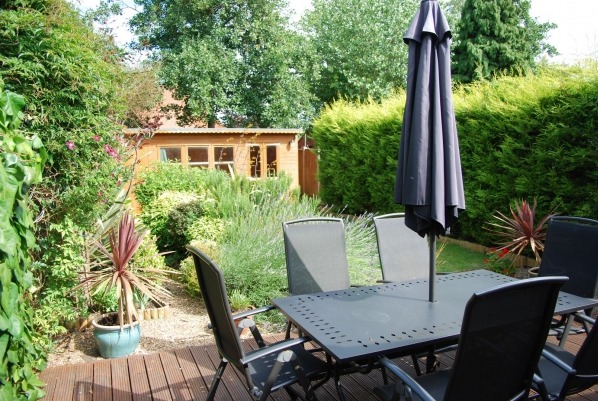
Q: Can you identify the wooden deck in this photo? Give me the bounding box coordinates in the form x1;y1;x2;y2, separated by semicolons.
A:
40;333;598;401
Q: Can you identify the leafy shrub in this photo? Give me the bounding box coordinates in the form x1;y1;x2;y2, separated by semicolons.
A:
187;216;227;244
134;162;226;209
140;191;205;263
32;218;86;339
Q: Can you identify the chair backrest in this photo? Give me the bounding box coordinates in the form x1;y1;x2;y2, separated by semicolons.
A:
564;317;598;396
444;276;567;401
186;245;246;370
372;213;429;281
539;216;598;298
283;217;350;295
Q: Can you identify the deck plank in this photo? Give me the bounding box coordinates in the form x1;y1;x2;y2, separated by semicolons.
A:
173;347;209;400
93;359;112;401
39;364;61;401
111;357;132;401
127;354;152;401
143;352;172;401
189;345;235;400
73;360;94;401
160;351;193;400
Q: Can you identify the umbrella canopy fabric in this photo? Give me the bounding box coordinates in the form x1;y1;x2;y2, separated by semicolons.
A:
394;0;465;239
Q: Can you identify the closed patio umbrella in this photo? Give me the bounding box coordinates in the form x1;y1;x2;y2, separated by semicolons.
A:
394;0;465;302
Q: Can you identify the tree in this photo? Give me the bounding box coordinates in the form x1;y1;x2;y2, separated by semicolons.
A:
130;0;316;128
452;0;556;83
301;0;420;105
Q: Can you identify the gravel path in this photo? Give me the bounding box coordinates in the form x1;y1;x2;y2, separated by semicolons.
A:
47;280;213;367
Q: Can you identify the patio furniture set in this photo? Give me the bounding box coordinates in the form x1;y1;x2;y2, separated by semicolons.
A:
186;214;598;401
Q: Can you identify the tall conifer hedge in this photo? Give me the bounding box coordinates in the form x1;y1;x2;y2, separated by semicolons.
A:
312;65;598;245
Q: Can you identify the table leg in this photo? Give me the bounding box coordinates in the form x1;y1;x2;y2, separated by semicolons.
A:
334;365;348;401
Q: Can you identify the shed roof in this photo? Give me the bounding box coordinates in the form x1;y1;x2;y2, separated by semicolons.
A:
126;127;303;135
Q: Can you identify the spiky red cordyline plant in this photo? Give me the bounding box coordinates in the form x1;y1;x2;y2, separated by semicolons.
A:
74;212;172;328
486;199;557;263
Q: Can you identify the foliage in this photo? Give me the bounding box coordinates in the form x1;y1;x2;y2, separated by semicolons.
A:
31;218;85;342
228;290;253;312
311;96;404;213
485;198;556;262
0;0;133;230
73;212;173;327
312;65;598;246
452;0;557;83
483;247;517;276
301;0;419;105
130;0;316;128
140;191;204;249
0;83;47;400
134;163;225;209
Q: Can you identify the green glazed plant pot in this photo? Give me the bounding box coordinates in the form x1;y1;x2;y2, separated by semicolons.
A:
92;314;142;358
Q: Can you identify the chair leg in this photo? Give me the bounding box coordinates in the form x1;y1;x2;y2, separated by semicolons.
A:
206;359;228;401
411;355;422;376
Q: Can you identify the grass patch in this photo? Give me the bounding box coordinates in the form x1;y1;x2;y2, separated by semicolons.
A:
437;241;488;273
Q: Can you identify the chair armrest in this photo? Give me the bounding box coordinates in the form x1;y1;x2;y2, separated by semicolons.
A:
532;373;551;401
208;305;276;330
378;357;437;401
541;349;577;375
240;336;313;365
232;305;276;320
574;312;595;326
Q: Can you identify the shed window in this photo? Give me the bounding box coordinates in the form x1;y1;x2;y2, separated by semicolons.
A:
188;146;209;168
159;147;182;163
215;146;234;175
250;145;262;178
266;145;277;177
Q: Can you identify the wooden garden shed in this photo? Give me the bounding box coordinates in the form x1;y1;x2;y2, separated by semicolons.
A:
130;127;305;189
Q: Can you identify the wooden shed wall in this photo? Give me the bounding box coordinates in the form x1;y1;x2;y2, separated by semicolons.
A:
135;132;299;188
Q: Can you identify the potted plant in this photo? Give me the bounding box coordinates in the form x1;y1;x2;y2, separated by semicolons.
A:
485;198;557;276
74;211;173;358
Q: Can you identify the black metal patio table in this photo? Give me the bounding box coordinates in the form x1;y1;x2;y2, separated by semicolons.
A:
272;270;598;398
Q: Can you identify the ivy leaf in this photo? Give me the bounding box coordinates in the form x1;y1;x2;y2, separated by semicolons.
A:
0;90;25;131
1;283;18;317
8;314;23;337
0;314;8;331
3;152;18;167
0;334;7;361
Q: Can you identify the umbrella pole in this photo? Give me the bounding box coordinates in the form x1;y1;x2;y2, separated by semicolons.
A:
428;234;436;302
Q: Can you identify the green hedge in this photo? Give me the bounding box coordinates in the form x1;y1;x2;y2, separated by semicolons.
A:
312;64;598;246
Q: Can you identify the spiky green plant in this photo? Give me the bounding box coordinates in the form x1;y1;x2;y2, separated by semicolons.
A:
486;199;557;263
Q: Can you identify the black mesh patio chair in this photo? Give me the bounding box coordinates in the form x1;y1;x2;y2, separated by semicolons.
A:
186;245;330;401
373;276;567;401
373;213;431;283
283;217;351;296
532;312;598;401
538;216;598;344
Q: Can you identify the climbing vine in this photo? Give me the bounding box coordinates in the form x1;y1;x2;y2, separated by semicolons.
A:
0;82;47;400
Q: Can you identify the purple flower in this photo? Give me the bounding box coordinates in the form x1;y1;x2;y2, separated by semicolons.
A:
103;144;118;159
93;135;100;142
66;141;76;150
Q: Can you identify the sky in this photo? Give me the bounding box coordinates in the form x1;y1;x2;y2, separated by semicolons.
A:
72;0;598;65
